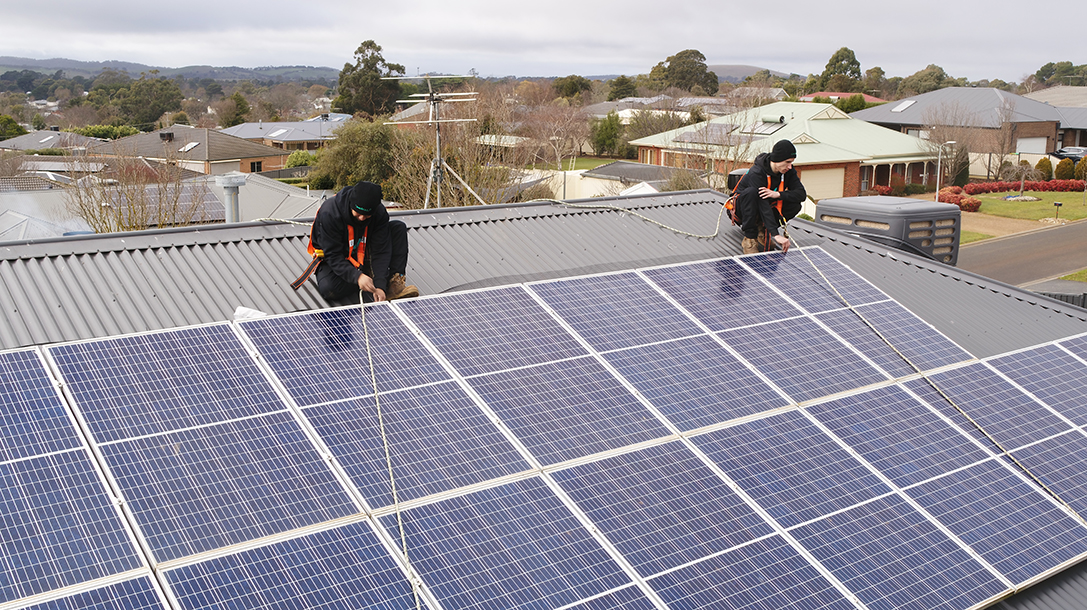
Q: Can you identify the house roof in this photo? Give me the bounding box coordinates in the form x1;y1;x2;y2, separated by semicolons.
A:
219;120;342;144
1024;85;1087;108
850;87;1064;128
582;95;671;117
87;126;288;163
1057;106;1087;130
800;91;886;103
630;101;931;165
581;160;707;184
0;130;100;151
0;175;62;192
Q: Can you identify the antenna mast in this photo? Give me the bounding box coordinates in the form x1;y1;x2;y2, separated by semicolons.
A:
385;74;486;209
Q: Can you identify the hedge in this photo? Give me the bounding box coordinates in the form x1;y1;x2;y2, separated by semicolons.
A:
963;180;1087;195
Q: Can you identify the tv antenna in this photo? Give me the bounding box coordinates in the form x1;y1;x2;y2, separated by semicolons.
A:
384;74;486;208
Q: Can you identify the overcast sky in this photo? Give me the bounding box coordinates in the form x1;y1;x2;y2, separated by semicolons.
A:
2;0;1081;84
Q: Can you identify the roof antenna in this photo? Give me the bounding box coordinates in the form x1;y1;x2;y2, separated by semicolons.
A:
384;74;484;209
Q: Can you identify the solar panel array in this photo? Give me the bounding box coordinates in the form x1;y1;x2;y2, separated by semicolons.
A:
5;246;1087;609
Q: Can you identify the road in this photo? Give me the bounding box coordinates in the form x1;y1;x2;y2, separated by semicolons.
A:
957;219;1087;287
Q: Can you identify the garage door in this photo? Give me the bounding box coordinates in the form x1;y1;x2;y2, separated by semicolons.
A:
1017;137;1047;154
797;168;844;217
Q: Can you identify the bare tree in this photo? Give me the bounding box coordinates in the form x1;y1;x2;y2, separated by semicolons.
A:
0;151;25;178
525;100;589;172
64;144;212;233
980;100;1018;179
921;101;982;186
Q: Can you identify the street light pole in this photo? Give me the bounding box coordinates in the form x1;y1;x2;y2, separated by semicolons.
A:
934;140;956;201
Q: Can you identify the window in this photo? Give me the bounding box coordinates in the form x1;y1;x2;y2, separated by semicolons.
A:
250;161;262;172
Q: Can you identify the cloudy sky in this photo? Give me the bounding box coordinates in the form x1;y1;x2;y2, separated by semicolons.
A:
2;0;1079;83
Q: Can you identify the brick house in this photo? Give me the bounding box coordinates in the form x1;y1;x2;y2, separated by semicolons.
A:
88;126;290;175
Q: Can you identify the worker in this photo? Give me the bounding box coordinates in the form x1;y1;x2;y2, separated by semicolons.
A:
735;139;806;254
293;181;419;305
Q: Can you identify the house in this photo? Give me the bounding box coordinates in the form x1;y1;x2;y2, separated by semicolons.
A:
1024;85;1087;108
630;101;934;204
582;95;672;119
86;125;290;175
219;115;346;151
0;129;100;152
578;160;709;195
799;91;886;104
3;191;1087;609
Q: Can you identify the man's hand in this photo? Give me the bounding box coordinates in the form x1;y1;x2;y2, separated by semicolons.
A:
357;274;376;292
773;234;791;253
758;187;781;199
372;289;386;302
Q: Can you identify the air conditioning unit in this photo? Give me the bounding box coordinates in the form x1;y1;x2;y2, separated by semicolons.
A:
815;196;961;266
160;132;174;142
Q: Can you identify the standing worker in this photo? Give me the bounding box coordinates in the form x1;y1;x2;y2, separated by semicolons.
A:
292;181;419;305
735;139;806;254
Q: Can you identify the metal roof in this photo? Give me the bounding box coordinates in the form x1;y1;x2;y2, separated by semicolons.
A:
219;121;341;143
1024;85;1087;109
851;87;1064;128
0;130;99;151
87;126;287;162
1057;106;1087;130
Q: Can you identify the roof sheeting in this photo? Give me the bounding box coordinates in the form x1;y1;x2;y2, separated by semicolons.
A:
850;87;1065;128
87;126;287;162
219;121;341;143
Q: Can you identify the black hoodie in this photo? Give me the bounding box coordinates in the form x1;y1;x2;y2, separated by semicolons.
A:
312;183;393;291
735;152;806;239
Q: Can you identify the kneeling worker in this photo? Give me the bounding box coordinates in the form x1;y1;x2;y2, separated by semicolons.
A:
735;139;806;254
292;181;419;304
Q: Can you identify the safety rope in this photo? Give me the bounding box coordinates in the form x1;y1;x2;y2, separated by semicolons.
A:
359;293;422;609
787;229;1087;529
537;198;730;240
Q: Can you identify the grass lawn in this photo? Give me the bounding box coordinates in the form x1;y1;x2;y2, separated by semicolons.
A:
1061;269;1087;282
960;230;992;245
978;191;1087;221
529;157;618;171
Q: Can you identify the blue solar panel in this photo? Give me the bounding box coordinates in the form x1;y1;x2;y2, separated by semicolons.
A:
49;325;284;443
97;411;357;563
530;272;703;352
905;459;1087;584
0;350;82;462
303;381;530;508
693;410;891;528
1008;431;1087;517
0;450;142;604
552;441;773;577
603;335;787;431
642;259;803;331
791;494;1006;610
742;248;886;314
466;356;669;465
648;535;855;610
20;577;167;610
817;301;972;377
906;364;1073;452
721;317;888;403
166;521;424;610
239;307;450;407
562;585;657;610
398;287;587;377
990;344;1087;426
1057;333;1087;361
379;477;630;610
806;384;989;488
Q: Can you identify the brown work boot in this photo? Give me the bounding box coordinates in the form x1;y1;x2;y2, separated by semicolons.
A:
386;273;420;300
741;237;763;255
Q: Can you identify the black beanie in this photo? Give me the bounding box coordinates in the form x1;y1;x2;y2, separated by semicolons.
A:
349;181;382;214
769;139;797;162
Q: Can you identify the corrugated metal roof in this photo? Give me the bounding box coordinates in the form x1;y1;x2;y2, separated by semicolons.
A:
86;126;287;162
1024;85;1087;109
851;87;1064;128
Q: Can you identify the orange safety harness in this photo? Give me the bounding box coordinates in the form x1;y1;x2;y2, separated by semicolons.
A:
291;222;368;290
725;174;786;226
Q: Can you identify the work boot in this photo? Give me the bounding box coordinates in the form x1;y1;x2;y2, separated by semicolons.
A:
386;273;420;300
741;237;763;255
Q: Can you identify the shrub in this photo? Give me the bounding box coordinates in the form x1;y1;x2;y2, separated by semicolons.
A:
1055;158;1076;180
889;174;907;196
286;150;317;168
963;180;1086;194
874;185;892;196
1035;157;1053;180
307;171;335;190
1077;158;1087;181
958;196;981;212
904;183;927;195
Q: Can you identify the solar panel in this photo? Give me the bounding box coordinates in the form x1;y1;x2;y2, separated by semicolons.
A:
529;271;703;352
807;384;989;488
302;381;530;508
552;441;773;577
693;410;891;528
816;300;972;377
791;494;1006;610
721;317;888;403
240;307;450;407
642;259;803;331
0;350;82;463
648;535;855;610
741;248;886;314
379;477;630;610
49;325;284;443
989;344;1087;426
96;410;357;563
906;364;1073;452
465;356;669;465
905;458;1087;584
562;585;658;610
19;577;167;610
166;521;424;610
603;335;788;431
398;287;587;377
1007;431;1087;517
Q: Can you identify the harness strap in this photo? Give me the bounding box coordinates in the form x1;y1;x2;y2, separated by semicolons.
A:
291;221;368;290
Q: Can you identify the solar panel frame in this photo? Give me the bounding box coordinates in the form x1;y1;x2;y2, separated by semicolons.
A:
17;576;170;610
0;349;83;464
989;343;1087;427
1007;430;1087;518
740;248;887;314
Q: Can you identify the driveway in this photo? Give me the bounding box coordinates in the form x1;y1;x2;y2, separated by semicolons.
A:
957;215;1087;287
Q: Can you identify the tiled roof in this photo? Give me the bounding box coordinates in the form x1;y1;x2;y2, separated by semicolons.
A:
87;126;288;162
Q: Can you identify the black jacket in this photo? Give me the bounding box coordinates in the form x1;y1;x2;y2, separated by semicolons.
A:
312;184;393;290
736;152;806;239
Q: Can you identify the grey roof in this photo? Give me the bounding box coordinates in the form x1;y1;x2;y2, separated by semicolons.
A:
1024;85;1087;108
0;175;62;192
582;95;671;117
581;160;707;185
850;87;1065;128
1057;106;1087;130
389;103;428;122
0;130;100;151
219;121;341;143
194;173;322;220
87;126;288;162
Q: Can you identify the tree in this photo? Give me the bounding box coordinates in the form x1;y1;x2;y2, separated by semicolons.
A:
1076;158;1087;181
313;119;395;188
0;114;27;140
1035;157;1053;180
607;75;637;101
218;92;250;127
898;65;955;97
286;150;318;168
334;40;405;116
119;74;183;128
589;110;624;157
1054;158;1075;180
863;67;887;98
921;102;979;188
834;94;868;113
650;50;718;94
819;47;861;91
553;75;593;100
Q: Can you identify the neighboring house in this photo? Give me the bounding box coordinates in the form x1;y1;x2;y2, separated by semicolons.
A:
578;160;709;195
0;129;100;152
87;125;290;175
219;115;347;151
388;102;429;124
630;101;934;203
1024;85;1087;108
730;87;788;103
582;95;672;119
649;95;736;117
4;192;1087;609
799;91;886;104
1055;107;1087;149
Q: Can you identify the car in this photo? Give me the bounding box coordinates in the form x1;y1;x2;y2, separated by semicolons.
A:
1051;146;1087;161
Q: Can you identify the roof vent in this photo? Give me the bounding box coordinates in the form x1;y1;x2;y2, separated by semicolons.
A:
160;132;174;142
